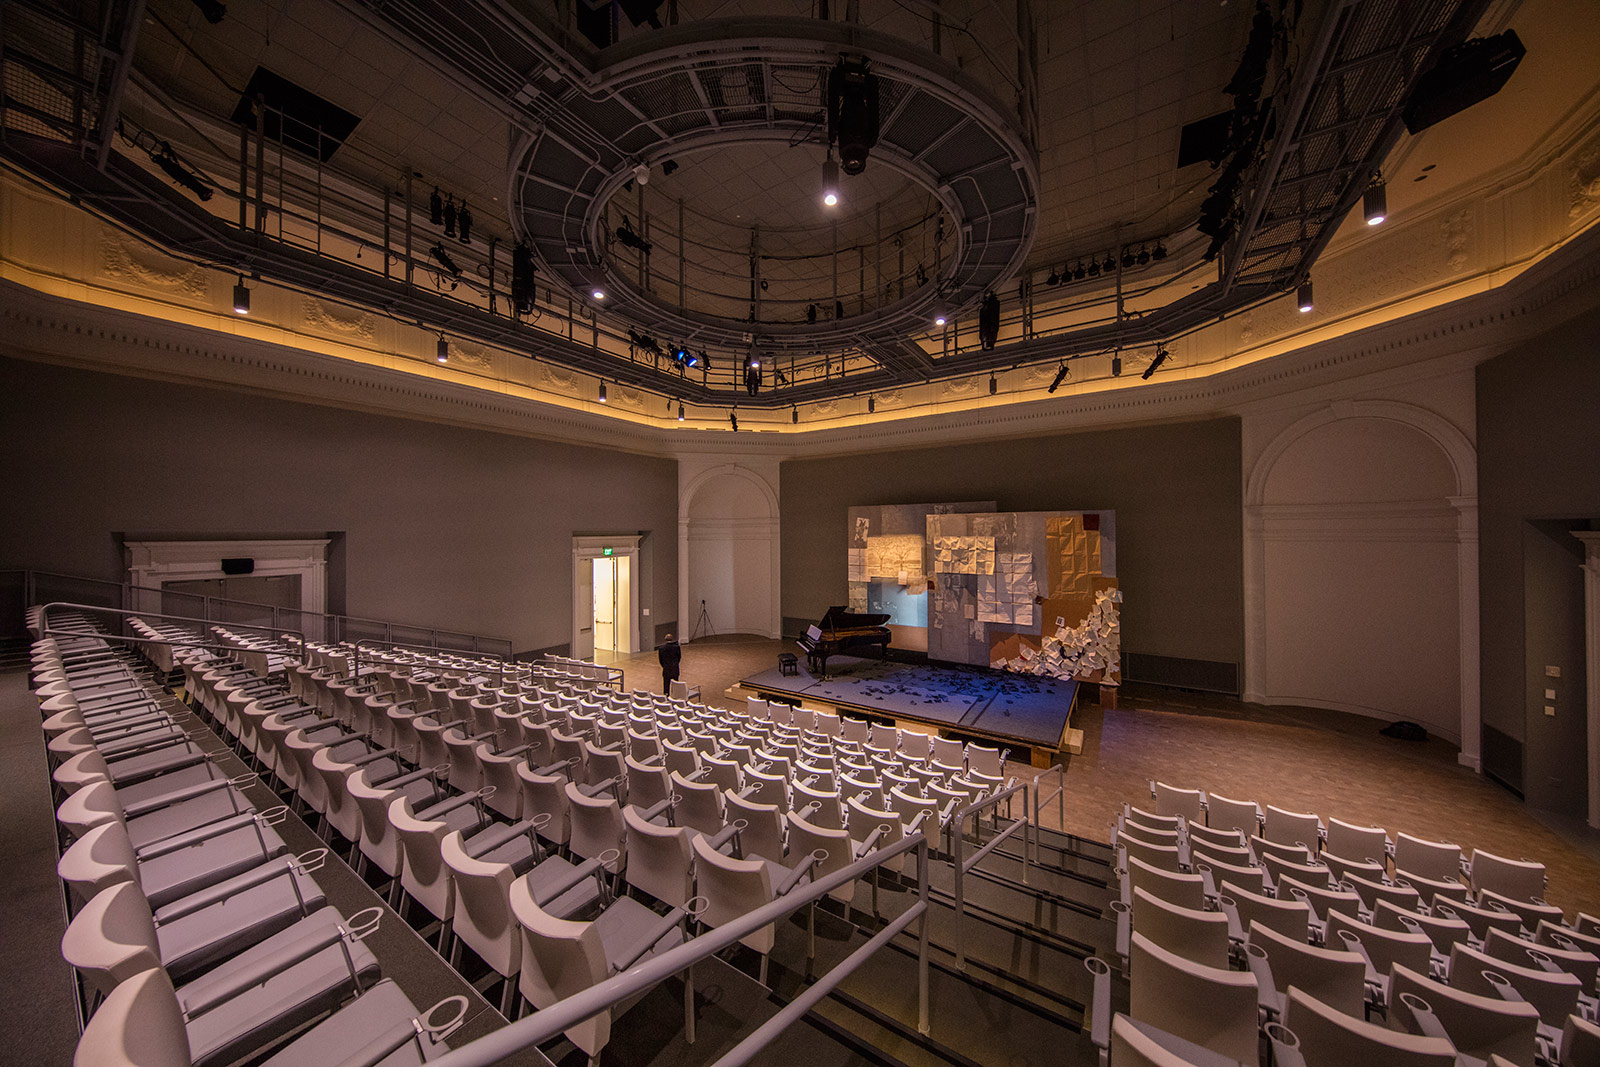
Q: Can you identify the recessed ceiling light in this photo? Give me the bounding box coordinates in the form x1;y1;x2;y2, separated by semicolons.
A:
591;288;605;300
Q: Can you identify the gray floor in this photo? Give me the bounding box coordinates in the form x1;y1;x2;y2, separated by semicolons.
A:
0;670;83;1067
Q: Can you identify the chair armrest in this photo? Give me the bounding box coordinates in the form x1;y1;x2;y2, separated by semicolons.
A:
1244;943;1280;1017
136;810;261;860
1265;1023;1306;1067
533;856;608;907
121;774;251;817
345;746;401;769
609;906;690;974
417;790;488;822
466;814;550;859
381;765;443;791
181;908;380;1019
1084;958;1113;1054
156;849;325;924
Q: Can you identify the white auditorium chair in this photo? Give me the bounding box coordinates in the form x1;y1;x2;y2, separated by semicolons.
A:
1277;985;1456;1067
1126;932;1259;1065
1218;880;1311;946
1245;918;1367;1020
1130;887;1229;969
1387;962;1541;1067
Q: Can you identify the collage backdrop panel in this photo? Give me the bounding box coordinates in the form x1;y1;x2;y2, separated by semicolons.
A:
846;502;996;654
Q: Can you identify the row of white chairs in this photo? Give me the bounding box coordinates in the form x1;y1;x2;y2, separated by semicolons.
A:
33;623;469;1067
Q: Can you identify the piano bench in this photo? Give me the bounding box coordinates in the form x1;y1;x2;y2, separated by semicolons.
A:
778;653;799;677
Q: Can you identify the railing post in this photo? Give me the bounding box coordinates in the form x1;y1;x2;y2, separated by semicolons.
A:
953;808;966;969
1021;783;1031;885
917;834;931;1036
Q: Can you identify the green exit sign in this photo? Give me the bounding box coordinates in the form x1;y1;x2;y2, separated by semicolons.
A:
602;547;613;556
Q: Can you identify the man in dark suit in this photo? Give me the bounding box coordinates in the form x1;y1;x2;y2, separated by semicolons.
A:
656;632;682;695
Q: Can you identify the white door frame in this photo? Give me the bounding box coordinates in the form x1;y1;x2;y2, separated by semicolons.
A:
572;535;642;658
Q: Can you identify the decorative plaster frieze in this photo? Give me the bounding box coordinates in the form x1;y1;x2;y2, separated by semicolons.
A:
100;234;207;298
302;297;376;340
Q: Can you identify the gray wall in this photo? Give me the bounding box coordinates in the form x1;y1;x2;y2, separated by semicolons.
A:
1477;305;1600;812
0;356;679;653
780;417;1245;670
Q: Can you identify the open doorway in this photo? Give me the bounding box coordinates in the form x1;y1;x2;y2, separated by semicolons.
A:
591;555;632;663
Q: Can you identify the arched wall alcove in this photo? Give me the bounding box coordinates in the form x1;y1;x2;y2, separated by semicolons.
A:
678;464;781;640
1243;400;1479;762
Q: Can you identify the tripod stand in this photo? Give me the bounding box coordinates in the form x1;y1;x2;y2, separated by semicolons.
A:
689;598;716;642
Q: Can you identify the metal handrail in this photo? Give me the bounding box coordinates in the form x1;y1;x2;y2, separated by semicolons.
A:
37;604;302;665
1030;762;1066;866
425;832;932;1067
951;779;1033;968
40;601;306;646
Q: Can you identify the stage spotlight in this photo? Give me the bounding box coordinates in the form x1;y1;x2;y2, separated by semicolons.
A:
807;303;818;324
773;365;789;386
1298;279;1314;312
989;372;998;395
1046;266;1060;286
1121;248;1136;269
977;291;1000;350
1048;363;1069;393
615;217;652;255
868;395;876;413
232;277;250;315
443;195;457;238
695;349;709;370
1073;261;1086;281
1111;352;1122;377
1364;179;1387;225
821;153;840;207
148;139;213;201
729;410;738;432
934;313;947;327
591;288;605;300
430;243;461;281
457;201;472;245
430;187;443;226
1152;242;1168;261
744;351;762;396
835;300;846;319
190;0;227;24
827;58;880;176
677;402;685;422
792;406;799;424
512;242;537;314
1136;245;1150;265
1087;259;1101;278
598;382;608;402
435;335;448;364
1102;253;1117;274
1142;347;1168;380
661;159;678;176
633;163;650;186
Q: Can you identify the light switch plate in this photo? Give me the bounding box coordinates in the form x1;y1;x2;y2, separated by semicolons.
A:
642;607;650;616
1545;688;1556;700
1545;706;1557;716
1546;666;1561;678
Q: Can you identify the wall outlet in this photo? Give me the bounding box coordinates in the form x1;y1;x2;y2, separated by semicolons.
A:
1545;688;1556;700
1545;705;1556;716
1546;665;1561;678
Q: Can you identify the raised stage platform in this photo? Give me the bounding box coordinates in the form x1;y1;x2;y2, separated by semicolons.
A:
740;655;1080;765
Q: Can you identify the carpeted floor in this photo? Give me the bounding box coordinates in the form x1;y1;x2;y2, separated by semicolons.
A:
613;634;1600;922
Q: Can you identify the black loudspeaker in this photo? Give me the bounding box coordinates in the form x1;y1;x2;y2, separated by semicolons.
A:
220;557;255;575
1402;30;1525;135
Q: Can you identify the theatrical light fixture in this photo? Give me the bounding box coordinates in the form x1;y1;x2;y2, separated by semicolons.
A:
677;402;685;422
977;292;1000;351
821;152;840;207
633;163;650;186
827;58;880;176
989;372;998;396
1111;352;1123;377
429;187;443;226
231;277;250;315
1121;248;1137;269
598;382;608;403
591;288;606;300
1046;266;1060;286
1073;261;1087;280
1142;347;1169;381
443;195;457;238
868;395;876;413
511;242;536;315
934;313;947;327
147;139;213;201
729;410;738;431
806;303;818;324
1087;259;1101;278
1102;253;1117;274
1298;279;1314;313
430;243;461;281
1048;363;1069;393
661;159;678;176
190;0;227;23
1152;242;1168;261
1364;179;1387;225
435;335;448;364
615;217;652;255
1137;245;1151;266
457;201;472;245
792;406;799;424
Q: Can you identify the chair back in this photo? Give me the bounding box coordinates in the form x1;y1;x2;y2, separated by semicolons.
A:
1284;986;1455;1067
1247;919;1366;1019
1206;793;1261;836
1324;818;1389;864
508;882;613;1059
71;967;190;1067
1131;887;1229;969
58;820;138;904
440;830;520;978
1128;932;1258;1065
691;834;776;954
1469;850;1547;905
786;811;855;904
565;783;626;867
621;806;694;909
1393;833;1463;883
724;790;786;863
1387;963;1539;1067
61;881;163;1000
1150;781;1205;824
1221;880;1311;944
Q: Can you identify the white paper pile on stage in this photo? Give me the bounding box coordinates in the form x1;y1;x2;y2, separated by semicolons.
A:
996;587;1122;681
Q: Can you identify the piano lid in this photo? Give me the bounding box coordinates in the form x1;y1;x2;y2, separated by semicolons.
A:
817;605;891;632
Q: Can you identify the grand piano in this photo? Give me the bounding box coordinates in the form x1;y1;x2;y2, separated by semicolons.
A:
796;605;892;677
